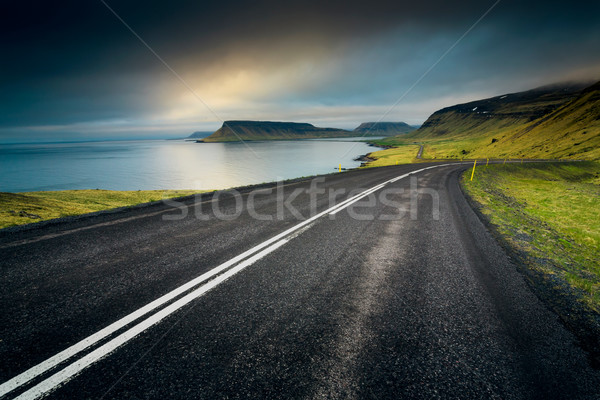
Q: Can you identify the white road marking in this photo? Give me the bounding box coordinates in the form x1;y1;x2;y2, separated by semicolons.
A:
0;163;459;399
328;183;388;215
0;180;308;250
329;164;451;215
14;239;289;400
1;185;370;397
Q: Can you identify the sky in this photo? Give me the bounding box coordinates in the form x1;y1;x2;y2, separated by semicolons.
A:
1;0;600;143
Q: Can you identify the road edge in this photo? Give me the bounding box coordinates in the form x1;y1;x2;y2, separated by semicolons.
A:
0;170;352;237
457;172;600;369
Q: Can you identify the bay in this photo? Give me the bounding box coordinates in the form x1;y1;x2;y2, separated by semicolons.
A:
0;138;378;192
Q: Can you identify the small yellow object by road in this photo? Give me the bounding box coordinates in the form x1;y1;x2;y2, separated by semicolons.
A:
470;160;477;181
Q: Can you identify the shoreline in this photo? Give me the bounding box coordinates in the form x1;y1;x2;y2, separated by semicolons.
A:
0;138;374;193
0;166;364;233
354;141;393;167
196;135;385;143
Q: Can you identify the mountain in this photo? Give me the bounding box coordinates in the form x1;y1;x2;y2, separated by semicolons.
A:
187;131;213;139
386;81;600;159
354;122;417;136
201;121;353;142
415;82;589;138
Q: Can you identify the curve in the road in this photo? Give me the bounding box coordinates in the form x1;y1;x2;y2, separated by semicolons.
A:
1;163;457;400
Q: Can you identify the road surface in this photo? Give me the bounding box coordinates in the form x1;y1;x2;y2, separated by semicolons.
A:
1;162;599;399
416;144;424;159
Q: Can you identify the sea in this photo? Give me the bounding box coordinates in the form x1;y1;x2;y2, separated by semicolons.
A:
0;138;378;192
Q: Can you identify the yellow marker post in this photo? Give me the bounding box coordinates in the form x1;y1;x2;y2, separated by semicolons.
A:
395;161;398;165
486;158;489;166
470;160;477;181
503;158;506;165
339;164;341;172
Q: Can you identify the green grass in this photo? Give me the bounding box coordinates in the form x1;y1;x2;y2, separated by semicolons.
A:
461;162;600;311
361;144;422;167
0;190;209;229
369;84;600;162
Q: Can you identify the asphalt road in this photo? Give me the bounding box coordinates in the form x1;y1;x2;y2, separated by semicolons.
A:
1;163;599;399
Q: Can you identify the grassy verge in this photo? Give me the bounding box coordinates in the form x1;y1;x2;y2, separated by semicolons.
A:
461;161;600;311
361;144;422;167
0;190;208;229
462;161;600;363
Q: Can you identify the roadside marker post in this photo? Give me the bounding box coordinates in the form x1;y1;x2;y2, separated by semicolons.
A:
503;158;506;165
339;164;341;172
486;158;489;166
470;160;477;181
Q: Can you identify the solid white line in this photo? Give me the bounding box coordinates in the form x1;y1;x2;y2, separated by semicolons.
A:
0;174;386;397
0;162;460;398
0;236;278;397
329;164;454;215
0;183;373;397
328;184;387;215
15;239;289;400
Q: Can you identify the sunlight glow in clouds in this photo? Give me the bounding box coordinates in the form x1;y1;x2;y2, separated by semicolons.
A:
1;0;599;142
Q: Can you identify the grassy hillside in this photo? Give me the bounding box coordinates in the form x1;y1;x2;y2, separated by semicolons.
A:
0;190;207;229
202;121;353;142
373;81;600;161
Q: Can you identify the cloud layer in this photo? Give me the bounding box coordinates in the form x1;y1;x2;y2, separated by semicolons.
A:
1;0;599;141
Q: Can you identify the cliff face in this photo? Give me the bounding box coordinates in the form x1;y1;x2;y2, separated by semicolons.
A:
354;122;416;136
202;121;352;142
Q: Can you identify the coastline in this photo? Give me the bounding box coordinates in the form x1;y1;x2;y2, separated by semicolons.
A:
354;141;393;167
0;167;362;234
196;135;386;143
359;142;422;168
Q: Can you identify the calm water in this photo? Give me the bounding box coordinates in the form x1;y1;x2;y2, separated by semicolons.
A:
0;138;377;192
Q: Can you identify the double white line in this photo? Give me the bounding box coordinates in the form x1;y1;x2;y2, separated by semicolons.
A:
1;163;453;399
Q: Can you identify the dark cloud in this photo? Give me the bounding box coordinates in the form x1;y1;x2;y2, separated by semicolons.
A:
1;0;599;140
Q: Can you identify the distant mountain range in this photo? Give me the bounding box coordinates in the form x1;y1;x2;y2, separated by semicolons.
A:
190;79;600;160
187;131;213;139
388;80;600;160
192;121;415;142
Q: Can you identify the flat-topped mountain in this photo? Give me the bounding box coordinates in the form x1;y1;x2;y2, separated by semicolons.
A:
354;122;417;135
200;120;415;142
201;121;353;142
